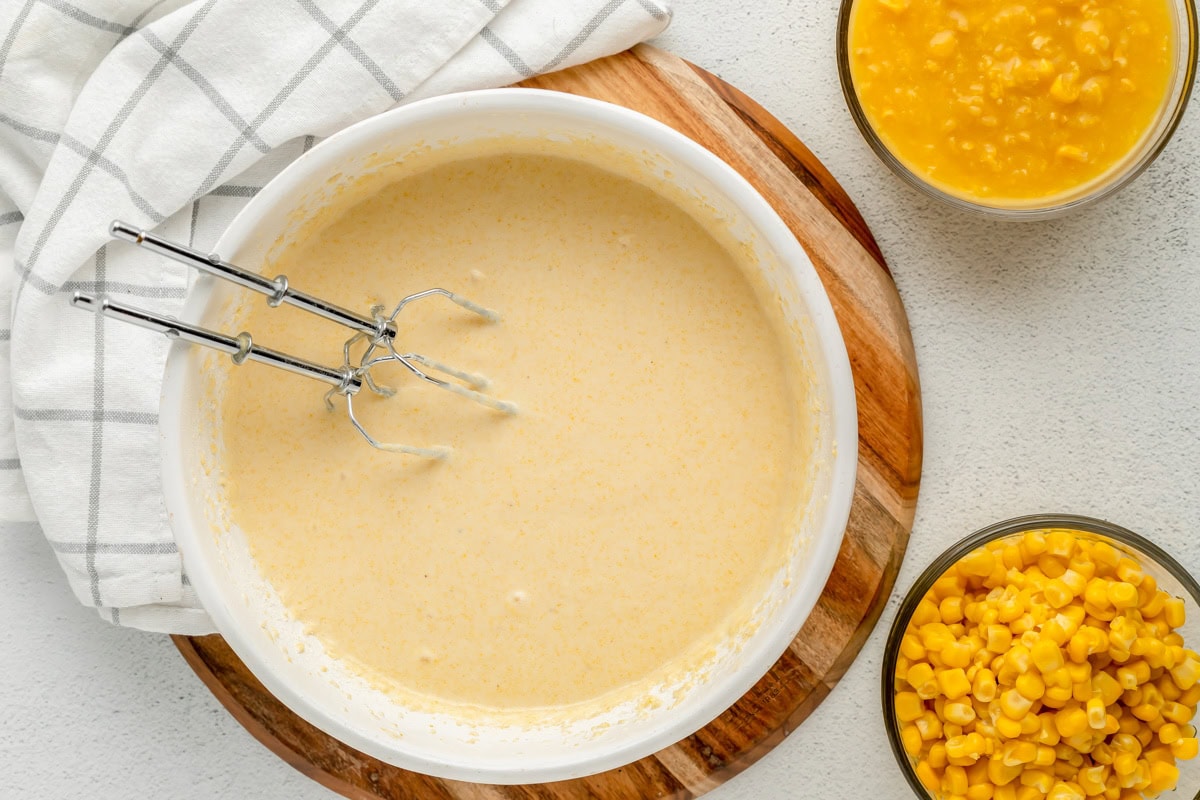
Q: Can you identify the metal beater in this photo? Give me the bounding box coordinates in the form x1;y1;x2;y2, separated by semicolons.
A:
70;221;517;459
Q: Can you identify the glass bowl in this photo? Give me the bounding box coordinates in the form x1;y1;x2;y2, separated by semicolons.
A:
836;0;1199;219
882;514;1200;798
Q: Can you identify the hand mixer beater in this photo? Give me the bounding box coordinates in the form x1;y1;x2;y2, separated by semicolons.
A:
70;221;517;459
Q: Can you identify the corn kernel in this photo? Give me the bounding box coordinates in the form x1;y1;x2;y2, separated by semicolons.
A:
1142;638;1167;668
961;548;997;577
1093;671;1123;706
1112;752;1138;776
1022;532;1048;557
1017;673;1047;700
1044;618;1072;646
1045;532;1074;558
901;633;926;661
1001;689;1035;720
1107;583;1138;610
1040;554;1068;579
912;598;940;626
1031;640;1065;674
1066;662;1091;686
918;710;944;741
1059;569;1087;595
1116;661;1150;690
966;785;994;800
1162;700;1193;725
1170;657;1200;691
1045;580;1073;609
1086;697;1106;729
999;599;1024;624
1027;743;1056;767
1064;732;1097;754
1142;745;1171;766
1164;597;1186;629
902;723;923;756
1036;713;1061;746
929;741;949;768
989;755;1023;786
1142;683;1163;710
914;673;941;702
1021;768;1054;794
996;715;1023;739
1043;685;1073;708
1171;736;1198;759
1111;733;1142;754
1076;765;1106;795
1083;578;1111;610
974;669;999;703
948;733;987;761
987;625;1014;654
896;691;925;722
1114;559;1143;587
1046;781;1084;800
1002;741;1037;766
1055;706;1089;738
944;763;969;794
946;700;977;725
1141;590;1166;618
1066;633;1092;665
1147;759;1178;793
1118;714;1142;735
1007;645;1033;675
1137;574;1158;603
923;622;955;651
941;596;966;624
946;641;975;669
933;573;965;599
916;758;941;791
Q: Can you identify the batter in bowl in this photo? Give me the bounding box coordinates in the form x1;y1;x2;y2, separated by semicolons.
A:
215;146;814;713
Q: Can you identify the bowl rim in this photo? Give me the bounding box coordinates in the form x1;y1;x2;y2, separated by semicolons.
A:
835;0;1200;219
880;512;1200;798
161;87;860;784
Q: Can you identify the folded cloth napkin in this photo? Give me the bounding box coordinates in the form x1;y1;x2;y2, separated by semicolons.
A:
0;0;670;634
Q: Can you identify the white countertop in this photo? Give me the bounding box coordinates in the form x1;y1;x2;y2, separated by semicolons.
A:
3;1;1199;797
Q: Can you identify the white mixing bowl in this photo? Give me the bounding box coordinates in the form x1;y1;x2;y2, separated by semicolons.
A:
160;89;858;784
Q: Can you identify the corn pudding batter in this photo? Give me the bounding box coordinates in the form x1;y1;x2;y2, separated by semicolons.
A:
216;152;808;712
848;0;1175;203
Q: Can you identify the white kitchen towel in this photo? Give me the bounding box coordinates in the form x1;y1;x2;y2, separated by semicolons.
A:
0;0;671;634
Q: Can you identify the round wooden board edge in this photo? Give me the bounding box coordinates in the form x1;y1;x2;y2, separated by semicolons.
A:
172;48;920;800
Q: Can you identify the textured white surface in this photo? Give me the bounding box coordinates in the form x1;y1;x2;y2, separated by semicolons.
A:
3;0;1199;796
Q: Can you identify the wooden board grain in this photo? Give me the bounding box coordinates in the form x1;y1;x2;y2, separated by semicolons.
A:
172;44;923;800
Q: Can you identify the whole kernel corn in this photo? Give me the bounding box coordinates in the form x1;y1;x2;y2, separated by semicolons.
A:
1171;737;1198;760
1033;639;1066;673
893;530;1200;800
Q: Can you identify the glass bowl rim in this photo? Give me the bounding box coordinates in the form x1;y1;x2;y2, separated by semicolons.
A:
880;512;1200;798
835;0;1200;219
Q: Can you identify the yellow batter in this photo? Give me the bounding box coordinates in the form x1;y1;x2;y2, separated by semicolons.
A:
217;151;808;712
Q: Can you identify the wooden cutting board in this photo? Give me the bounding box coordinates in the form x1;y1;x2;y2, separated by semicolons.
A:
172;44;923;800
